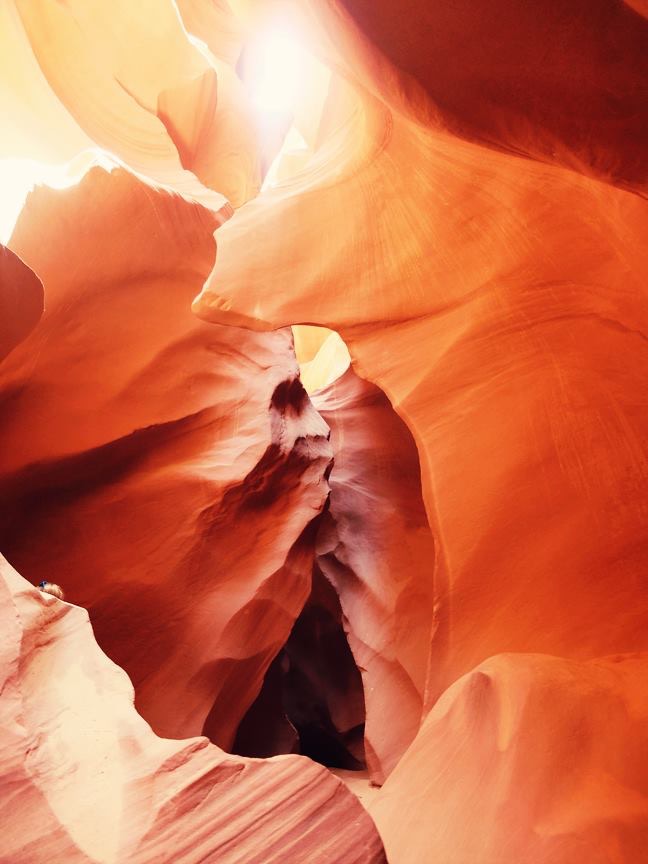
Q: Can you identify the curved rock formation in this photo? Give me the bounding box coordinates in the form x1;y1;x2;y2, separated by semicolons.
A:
1;1;647;861
0;554;386;863
313;368;436;784
0;166;332;750
371;652;648;864
194;0;648;704
0;244;43;361
338;0;648;192
6;0;260;207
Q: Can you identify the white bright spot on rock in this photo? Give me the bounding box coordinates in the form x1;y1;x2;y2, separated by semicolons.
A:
246;25;307;114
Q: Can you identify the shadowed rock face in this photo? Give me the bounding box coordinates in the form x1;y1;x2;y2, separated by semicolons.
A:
232;366;434;782
0;166;332;750
339;0;648;191
280;565;366;770
233;564;366;770
0;244;43;361
313;368;436;784
0;554;387;864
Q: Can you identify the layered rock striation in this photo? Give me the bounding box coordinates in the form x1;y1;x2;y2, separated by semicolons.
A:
371;651;648;864
0;554;386;863
0;166;332;752
313;368;436;784
1;0;647;861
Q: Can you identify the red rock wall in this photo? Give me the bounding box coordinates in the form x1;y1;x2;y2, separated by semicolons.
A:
0;167;332;751
370;652;648;864
0;554;386;863
338;0;648;191
314;368;436;783
0;244;43;361
1;1;647;862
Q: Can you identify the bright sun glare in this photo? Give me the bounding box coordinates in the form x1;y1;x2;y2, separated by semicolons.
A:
241;20;331;190
245;24;308;114
0;24;324;242
0;151;116;245
0;159;71;244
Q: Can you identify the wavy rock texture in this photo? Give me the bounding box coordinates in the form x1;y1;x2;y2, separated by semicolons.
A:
313;368;436;784
0;554;386;864
370;652;648;864
233;366;436;781
5;0;259;207
195;0;648;701
338;0;648;192
0;244;43;362
1;1;647;862
190;1;648;857
0;166;332;751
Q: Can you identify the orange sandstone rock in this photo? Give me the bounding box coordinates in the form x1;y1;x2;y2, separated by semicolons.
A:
0;244;43;362
337;0;648;192
194;2;648;705
1;2;647;861
313;368;436;784
9;0;260;206
0;166;331;751
370;652;648;864
0;554;387;864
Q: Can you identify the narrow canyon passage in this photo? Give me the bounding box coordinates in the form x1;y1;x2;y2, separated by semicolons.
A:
224;325;437;783
232;563;367;771
2;2;648;862
0;225;432;786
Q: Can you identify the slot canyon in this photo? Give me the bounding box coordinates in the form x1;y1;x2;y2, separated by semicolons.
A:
0;1;647;863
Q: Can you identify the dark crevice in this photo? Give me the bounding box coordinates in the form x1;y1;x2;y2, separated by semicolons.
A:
231;562;366;770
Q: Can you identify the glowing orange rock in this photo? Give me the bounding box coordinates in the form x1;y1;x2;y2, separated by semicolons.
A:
7;0;259;206
313;368;436;783
370;652;648;864
0;166;331;750
0;554;387;863
192;6;648;855
0;244;43;361
337;0;648;191
194;5;648;703
1;1;647;860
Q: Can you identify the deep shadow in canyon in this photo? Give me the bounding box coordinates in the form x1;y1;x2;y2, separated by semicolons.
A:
231;562;367;771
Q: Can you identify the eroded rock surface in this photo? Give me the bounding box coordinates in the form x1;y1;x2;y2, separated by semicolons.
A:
313;368;436;784
0;166;332;751
1;1;647;861
338;0;648;191
0;554;387;864
195;0;648;703
371;652;648;864
0;244;43;361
